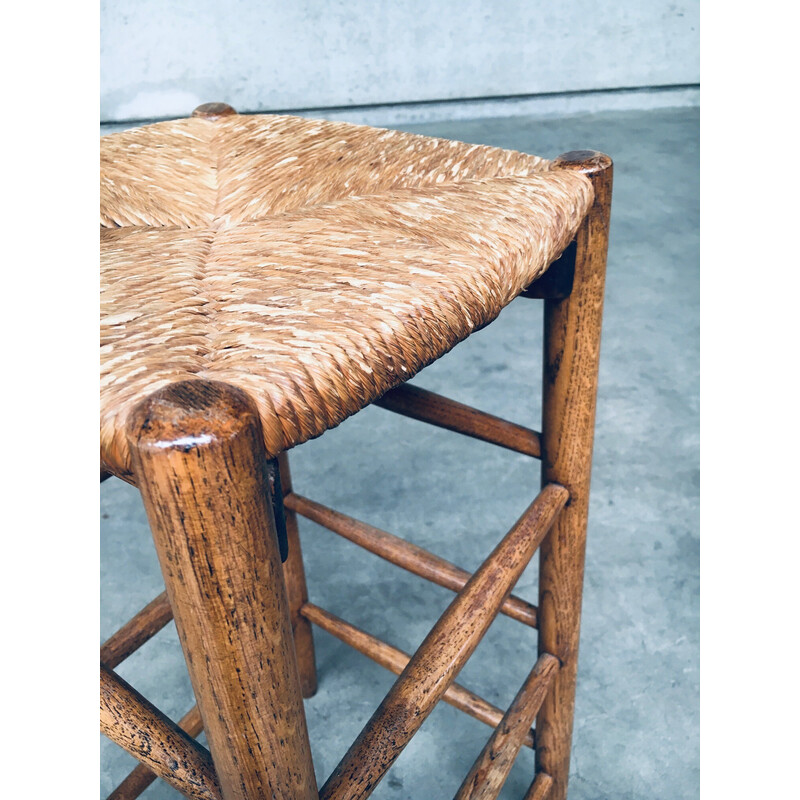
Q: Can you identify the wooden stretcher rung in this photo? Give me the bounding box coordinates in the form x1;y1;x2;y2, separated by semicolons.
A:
301;602;534;749
454;654;559;800
373;383;542;459
100;664;221;800
319;483;568;800
108;705;204;800
100;591;174;669
523;772;554;800
285;493;540;628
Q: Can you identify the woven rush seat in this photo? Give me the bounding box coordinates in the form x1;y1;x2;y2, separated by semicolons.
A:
101;108;594;479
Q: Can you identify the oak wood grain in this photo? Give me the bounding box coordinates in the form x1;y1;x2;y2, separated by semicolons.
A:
126;379;317;800
319;484;568;800
536;151;612;800
107;705;204;800
454;654;558;800
302;602;534;749
100;665;220;800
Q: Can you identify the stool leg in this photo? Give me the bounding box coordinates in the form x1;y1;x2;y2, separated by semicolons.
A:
536;152;613;800
278;451;318;697
126;380;317;800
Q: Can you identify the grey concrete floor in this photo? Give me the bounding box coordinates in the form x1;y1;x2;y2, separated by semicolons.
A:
101;106;699;798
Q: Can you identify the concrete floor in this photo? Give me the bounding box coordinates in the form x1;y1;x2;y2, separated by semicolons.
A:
101;106;699;799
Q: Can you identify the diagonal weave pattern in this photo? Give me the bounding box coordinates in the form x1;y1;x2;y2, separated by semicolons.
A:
101;111;594;478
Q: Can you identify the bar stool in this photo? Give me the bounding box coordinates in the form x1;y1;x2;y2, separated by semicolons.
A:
100;102;612;800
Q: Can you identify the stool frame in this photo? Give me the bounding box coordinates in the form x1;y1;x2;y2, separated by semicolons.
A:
100;139;612;800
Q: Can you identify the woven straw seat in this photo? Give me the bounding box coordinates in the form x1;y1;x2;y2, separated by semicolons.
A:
101;109;594;478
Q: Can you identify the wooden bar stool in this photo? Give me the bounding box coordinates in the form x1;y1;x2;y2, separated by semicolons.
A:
100;102;612;800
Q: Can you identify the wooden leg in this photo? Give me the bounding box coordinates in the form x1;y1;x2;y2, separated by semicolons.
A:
126;380;317;800
277;451;318;697
536;151;613;800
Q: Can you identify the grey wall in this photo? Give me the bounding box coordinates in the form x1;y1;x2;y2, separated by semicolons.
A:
101;0;698;123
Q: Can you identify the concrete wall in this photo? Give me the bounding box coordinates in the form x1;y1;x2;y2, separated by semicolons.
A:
101;0;698;123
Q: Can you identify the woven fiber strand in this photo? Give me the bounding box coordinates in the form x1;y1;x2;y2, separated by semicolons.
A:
101;112;593;479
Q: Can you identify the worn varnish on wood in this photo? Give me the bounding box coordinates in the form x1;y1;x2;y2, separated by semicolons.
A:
100;665;220;800
126;380;317;800
319;484;567;800
108;705;204;800
454;654;559;800
536;151;613;800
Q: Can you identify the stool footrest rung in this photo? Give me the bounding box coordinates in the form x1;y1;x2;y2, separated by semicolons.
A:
100;591;173;669
107;705;204;800
301;602;534;749
373;383;542;458
285;493;539;628
319;483;568;800
100;664;220;800
523;772;554;800
454;654;559;800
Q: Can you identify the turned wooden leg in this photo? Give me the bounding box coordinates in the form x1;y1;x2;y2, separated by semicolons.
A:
126;380;317;800
277;450;318;697
536;151;613;800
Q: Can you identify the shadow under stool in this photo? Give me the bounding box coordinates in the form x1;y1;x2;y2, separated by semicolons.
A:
100;102;612;800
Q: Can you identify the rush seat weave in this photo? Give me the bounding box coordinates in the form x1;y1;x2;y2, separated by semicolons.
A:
100;110;594;478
